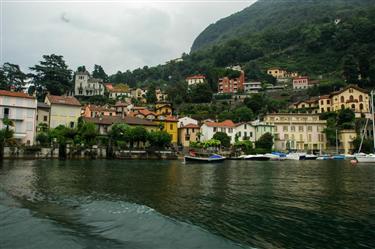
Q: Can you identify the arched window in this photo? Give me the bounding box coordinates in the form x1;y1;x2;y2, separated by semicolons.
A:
359;95;363;102
341;104;345;109
340;96;344;103
350;95;354;101
360;103;364;110
351;104;356;109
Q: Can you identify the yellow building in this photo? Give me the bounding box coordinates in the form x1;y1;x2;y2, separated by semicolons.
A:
326;85;369;116
178;123;200;147
154;116;178;144
45;95;82;128
264;113;327;152
338;129;357;154
291;85;370;117
155;102;173;115
267;68;287;79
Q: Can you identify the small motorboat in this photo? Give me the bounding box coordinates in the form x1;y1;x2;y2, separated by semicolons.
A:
243;155;271;161
286;153;306;160
305;154;318;160
332;155;345;160
184;152;226;163
317;155;330;160
265;153;286;161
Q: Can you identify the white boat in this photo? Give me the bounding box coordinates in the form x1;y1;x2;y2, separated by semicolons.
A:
305;154;318;160
264;153;286;161
184;154;226;163
243;154;271;161
286;153;306;160
355;153;375;163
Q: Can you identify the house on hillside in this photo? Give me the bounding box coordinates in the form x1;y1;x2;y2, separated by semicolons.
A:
74;70;105;97
178;117;198;128
186;75;206;86
178;123;200;147
244;82;262;94
82;104;116;118
105;83;131;100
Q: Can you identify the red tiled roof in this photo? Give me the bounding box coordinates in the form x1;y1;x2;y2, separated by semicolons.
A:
165;116;178;122
330;84;369;96
320;95;330;99
47;95;81;106
139;109;157;116
0;90;35;99
181;123;200;129
204;120;236;128
86;105;116;112
186;74;206;80
293;76;308;80
114;101;129;107
105;83;114;91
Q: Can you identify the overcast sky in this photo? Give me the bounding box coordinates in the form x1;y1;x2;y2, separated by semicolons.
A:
1;0;255;75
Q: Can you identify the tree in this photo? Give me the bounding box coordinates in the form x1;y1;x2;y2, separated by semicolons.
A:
77;122;98;147
0;118;14;159
342;55;359;84
92;64;108;82
255;133;273;152
132;126;148;148
36;132;49;146
77;65;86;72
213;132;231;148
337;108;355;129
148;131;172;149
30;54;72;98
189;83;213;103
1;63;27;91
145;84;157;104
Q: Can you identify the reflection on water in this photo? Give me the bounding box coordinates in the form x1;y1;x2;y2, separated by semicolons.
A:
0;160;374;249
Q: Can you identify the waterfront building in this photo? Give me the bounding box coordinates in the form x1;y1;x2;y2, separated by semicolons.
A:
36;102;50;131
200;120;237;143
154;116;178;144
290;85;369;117
105;83;131;100
74;70;105;97
251;120;275;141
244;82;262;94
178;123;200;147
82;104;116;118
186;75;206;86
0;90;37;145
263;113;327;152
83;116;159;135
45;95;81;129
178;117;198;128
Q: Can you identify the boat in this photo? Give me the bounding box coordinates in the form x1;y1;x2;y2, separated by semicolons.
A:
265;153;286;161
317;155;330;160
305;154;318;160
286;153;306;160
355;153;375;163
184;150;226;163
332;155;345;160
243;154;271;161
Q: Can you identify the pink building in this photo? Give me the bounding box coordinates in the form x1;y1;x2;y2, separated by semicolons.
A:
0;90;37;145
293;77;309;90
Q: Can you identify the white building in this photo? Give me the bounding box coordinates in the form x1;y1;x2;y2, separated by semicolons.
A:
178;117;198;128
244;82;262;93
234;122;256;143
0;90;37;145
292;77;310;90
105;84;131;100
186;75;206;86
74;71;105;97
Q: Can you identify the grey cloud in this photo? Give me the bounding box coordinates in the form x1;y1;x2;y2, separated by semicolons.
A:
2;1;254;74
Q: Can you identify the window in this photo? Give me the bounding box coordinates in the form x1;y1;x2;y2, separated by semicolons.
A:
70;122;74;128
291;126;295;132
349;88;353;93
360;103;364;110
299;126;304;132
228;128;233;133
326;100;330;104
351;104;355;109
27;109;34;118
284;134;289;140
213;127;217;132
359;95;363;102
308;134;312;142
244;132;247;138
341;96;344;103
109;113;113;116
4;108;9;118
341;104;345;109
250;132;253;138
307;126;312;132
244;124;247;129
321;108;324;112
350;95;354;101
43;115;48;122
283;126;288;132
327;107;331;112
170;124;173;130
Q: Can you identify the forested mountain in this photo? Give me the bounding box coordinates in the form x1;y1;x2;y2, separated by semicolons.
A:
192;0;374;52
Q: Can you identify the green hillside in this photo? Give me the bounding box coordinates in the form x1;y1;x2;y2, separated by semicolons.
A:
191;0;374;52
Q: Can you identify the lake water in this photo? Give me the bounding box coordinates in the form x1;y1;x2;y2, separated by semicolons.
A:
0;160;374;249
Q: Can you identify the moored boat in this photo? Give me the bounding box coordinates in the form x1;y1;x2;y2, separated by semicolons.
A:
355;153;375;163
286;153;306;160
305;154;318;160
184;154;226;163
243;154;271;161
